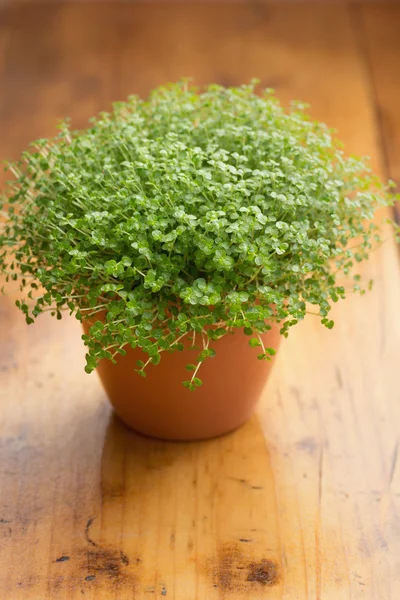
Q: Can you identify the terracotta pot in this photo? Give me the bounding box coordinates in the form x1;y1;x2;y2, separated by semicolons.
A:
82;320;281;441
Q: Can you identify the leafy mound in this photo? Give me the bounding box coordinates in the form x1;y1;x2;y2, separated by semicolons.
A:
0;81;396;387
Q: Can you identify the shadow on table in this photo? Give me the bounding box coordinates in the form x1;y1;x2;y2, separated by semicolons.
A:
96;412;282;597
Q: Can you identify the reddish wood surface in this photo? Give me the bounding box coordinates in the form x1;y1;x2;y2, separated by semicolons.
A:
0;3;399;599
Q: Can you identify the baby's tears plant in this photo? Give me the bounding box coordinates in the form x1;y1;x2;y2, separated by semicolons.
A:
1;81;398;389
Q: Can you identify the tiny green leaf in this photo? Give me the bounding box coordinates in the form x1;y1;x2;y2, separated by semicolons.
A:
249;338;261;348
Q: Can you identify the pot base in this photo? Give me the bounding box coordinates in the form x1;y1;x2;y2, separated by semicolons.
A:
111;409;250;442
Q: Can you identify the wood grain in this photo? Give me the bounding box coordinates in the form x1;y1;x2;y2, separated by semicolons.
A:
357;4;400;221
1;3;399;599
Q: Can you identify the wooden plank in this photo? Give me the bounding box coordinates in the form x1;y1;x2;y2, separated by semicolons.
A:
356;4;400;221
0;5;9;189
1;3;400;599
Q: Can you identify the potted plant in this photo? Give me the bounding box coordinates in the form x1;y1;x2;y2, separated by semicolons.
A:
1;81;398;440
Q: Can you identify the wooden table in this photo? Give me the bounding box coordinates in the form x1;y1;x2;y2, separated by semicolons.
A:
1;3;400;598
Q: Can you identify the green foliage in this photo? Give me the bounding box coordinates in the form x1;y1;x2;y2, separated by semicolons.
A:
1;81;398;387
